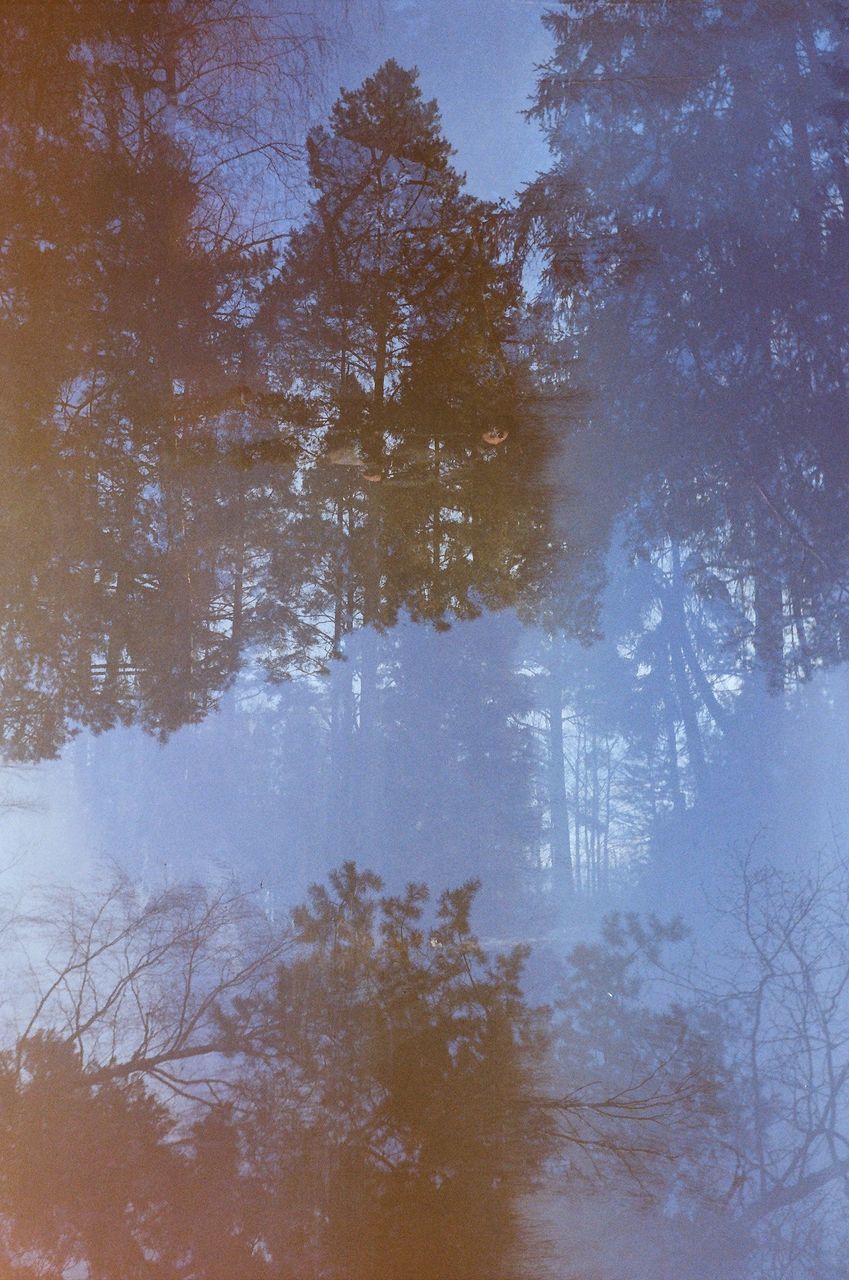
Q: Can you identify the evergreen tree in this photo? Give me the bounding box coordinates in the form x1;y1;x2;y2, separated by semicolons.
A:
517;0;849;874
232;863;549;1280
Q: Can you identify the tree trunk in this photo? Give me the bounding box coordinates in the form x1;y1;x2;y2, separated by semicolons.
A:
546;646;573;899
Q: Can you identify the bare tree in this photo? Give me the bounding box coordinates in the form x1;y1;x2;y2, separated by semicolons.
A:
2;0;362;247
550;849;849;1276
7;867;290;1103
712;851;849;1274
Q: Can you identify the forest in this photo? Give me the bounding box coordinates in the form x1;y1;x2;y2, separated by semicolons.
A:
2;0;849;1276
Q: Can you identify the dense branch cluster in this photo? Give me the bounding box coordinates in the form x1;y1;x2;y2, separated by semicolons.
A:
5;854;849;1276
3;0;849;1276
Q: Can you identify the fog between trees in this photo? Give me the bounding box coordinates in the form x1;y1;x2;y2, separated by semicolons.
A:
3;2;849;1276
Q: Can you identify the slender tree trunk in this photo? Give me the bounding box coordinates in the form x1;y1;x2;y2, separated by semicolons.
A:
328;499;355;861
664;546;708;792
572;724;583;894
357;494;382;862
753;566;785;694
590;731;600;895
231;479;245;658
603;739;612;891
546;645;573;899
662;689;685;817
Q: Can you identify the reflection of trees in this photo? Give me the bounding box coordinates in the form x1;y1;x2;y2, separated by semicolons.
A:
0;1;335;233
544;849;849;1279
8;855;849;1276
254;61;565;659
510;0;849;888
0;870;285;1279
0;866;550;1279
0;48;583;769
230;864;550;1280
7;2;849;908
1;43;598;918
0;1;326;758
